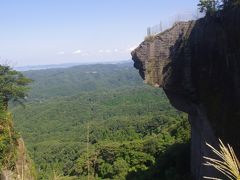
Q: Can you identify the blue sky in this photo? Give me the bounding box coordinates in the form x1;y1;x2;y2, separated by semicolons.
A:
0;0;199;66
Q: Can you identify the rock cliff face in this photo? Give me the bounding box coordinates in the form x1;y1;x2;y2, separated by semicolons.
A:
0;113;35;180
132;7;240;179
1;138;35;180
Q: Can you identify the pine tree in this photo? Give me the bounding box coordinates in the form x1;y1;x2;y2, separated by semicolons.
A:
0;65;32;110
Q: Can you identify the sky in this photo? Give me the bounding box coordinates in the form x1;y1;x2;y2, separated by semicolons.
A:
0;0;199;67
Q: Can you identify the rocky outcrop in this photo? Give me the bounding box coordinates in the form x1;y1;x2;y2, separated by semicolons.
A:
1;138;35;180
0;112;35;180
132;7;240;180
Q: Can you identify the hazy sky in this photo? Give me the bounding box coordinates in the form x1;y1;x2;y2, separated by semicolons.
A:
0;0;199;66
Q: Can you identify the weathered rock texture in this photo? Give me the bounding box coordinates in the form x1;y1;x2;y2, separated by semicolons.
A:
132;7;240;180
1;138;35;180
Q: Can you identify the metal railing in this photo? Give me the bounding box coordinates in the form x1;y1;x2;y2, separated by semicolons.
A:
146;10;204;36
147;23;163;36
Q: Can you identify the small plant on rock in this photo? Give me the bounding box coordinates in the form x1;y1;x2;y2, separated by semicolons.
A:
203;139;240;180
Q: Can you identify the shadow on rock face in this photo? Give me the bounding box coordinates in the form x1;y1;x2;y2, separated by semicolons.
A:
131;7;240;179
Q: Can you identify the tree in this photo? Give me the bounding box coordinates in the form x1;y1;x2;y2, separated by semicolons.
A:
0;65;32;109
113;158;129;180
198;0;221;14
198;0;240;14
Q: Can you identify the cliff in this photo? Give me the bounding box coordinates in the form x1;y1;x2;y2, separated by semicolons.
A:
0;114;35;180
132;7;240;179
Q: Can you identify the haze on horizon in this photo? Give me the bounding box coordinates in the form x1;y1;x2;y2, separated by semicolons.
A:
0;0;199;67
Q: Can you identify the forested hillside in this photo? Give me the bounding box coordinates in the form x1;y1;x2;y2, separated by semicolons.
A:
11;62;191;180
23;63;142;99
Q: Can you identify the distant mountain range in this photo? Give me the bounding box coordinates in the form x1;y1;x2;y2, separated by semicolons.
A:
14;60;131;71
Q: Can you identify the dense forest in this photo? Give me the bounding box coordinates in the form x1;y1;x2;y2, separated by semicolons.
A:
11;62;191;179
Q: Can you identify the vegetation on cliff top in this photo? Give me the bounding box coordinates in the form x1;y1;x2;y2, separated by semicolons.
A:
198;0;240;14
0;65;31;173
0;102;18;171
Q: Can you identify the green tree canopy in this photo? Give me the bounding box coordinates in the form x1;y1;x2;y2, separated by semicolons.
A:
198;0;221;14
0;65;32;109
198;0;240;14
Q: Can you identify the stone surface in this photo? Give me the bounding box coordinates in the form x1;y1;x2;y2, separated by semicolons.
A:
1;138;35;180
132;7;240;180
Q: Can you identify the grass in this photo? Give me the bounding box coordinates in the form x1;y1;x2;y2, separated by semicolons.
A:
203;139;240;180
144;35;155;42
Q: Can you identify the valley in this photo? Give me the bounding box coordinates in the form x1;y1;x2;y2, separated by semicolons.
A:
11;62;190;179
